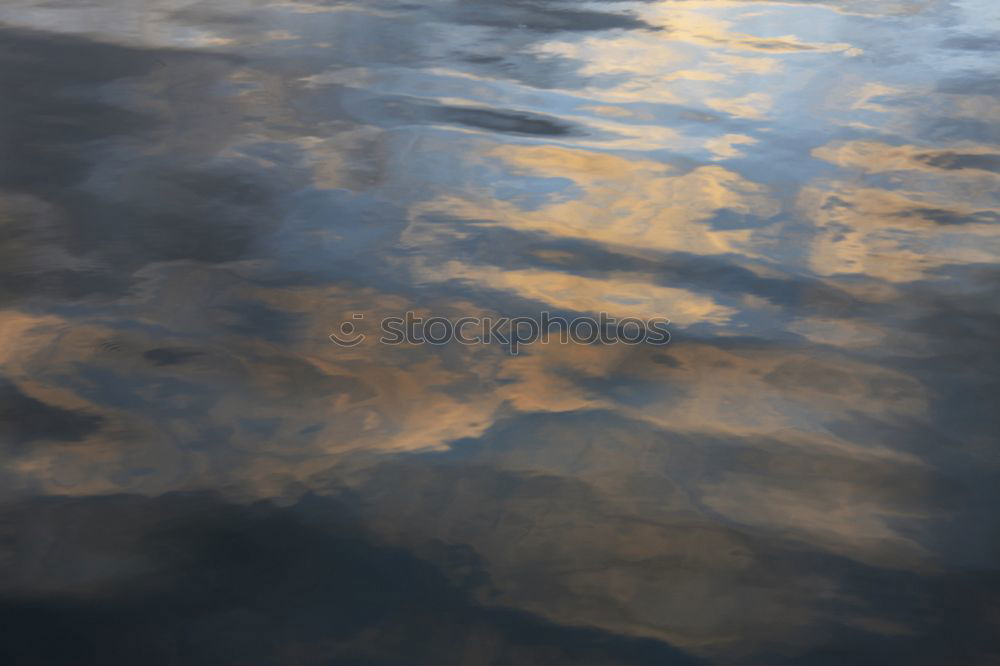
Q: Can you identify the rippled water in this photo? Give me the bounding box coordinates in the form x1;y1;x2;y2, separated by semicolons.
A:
1;1;999;663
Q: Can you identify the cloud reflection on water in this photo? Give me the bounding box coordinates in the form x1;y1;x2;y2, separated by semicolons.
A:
0;0;998;663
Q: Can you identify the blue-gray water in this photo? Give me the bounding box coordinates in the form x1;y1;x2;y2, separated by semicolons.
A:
1;1;998;664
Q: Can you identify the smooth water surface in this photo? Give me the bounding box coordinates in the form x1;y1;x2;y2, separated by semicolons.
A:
1;1;998;663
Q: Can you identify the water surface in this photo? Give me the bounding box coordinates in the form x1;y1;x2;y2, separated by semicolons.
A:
1;1;999;663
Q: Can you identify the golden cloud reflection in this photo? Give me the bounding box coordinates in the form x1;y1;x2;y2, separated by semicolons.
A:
410;144;779;258
412;261;736;325
799;182;1000;281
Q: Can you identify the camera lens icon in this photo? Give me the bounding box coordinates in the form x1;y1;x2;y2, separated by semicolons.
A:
329;313;366;347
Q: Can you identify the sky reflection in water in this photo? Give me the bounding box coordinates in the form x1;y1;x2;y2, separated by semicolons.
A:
0;0;998;664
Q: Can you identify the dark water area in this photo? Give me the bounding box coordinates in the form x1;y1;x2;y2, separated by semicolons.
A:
1;1;999;664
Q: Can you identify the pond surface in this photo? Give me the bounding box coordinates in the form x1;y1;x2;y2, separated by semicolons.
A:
1;1;998;663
